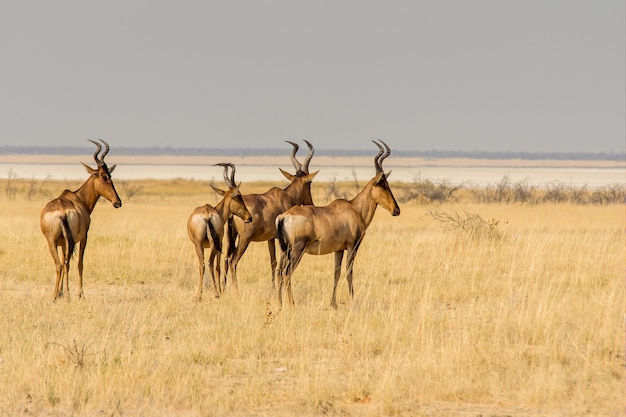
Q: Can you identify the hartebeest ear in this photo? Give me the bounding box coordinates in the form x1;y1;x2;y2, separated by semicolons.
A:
210;185;226;196
374;170;392;185
304;170;319;183
81;162;98;177
231;183;243;195
279;168;295;181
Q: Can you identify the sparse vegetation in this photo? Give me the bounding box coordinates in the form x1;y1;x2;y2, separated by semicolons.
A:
427;208;504;240
46;339;93;369
117;180;144;202
321;173;625;206
325;169;361;200
467;175;625;205
0;178;623;416
399;173;464;203
4;168;17;200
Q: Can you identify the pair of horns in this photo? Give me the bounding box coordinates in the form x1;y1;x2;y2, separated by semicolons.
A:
214;162;237;188
372;140;391;174
88;139;110;167
286;140;314;174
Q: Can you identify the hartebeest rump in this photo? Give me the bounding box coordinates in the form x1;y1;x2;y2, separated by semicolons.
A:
40;139;122;301
187;163;252;300
225;140;318;290
276;140;400;308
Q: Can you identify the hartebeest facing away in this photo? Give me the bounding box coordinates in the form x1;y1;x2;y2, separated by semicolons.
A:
276;140;400;308
187;163;252;300
40;139;122;301
225;140;318;290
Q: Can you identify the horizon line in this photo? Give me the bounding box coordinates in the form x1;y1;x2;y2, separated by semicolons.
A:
0;145;624;161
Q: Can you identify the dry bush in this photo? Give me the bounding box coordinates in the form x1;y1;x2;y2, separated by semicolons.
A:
427;208;503;239
46;339;93;369
589;183;626;204
116;180;144;202
468;175;625;206
325;170;361;201
398;174;463;204
471;175;537;204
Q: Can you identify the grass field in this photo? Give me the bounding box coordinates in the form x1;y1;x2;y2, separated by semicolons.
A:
0;178;624;416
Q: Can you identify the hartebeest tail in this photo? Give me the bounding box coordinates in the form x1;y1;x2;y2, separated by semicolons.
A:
276;140;400;309
207;218;222;254
40;139;122;301
276;218;288;253
187;163;252;300
59;215;75;260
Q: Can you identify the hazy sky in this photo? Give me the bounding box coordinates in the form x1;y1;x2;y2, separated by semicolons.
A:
1;1;624;153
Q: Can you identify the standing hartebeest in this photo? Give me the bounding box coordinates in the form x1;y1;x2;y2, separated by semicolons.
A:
276;140;400;308
224;140;318;291
187;163;252;300
40;139;122;301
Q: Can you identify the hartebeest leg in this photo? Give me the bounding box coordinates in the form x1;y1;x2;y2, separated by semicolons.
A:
330;251;345;308
345;246;360;300
214;252;222;296
63;250;71;303
207;249;221;298
193;244;205;301
76;238;87;299
276;246;288;306
48;244;64;300
228;239;252;293
281;242;307;307
267;239;277;289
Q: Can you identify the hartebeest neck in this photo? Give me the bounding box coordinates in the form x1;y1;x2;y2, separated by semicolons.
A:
283;177;310;205
214;198;228;220
282;181;302;201
75;176;101;214
349;179;379;228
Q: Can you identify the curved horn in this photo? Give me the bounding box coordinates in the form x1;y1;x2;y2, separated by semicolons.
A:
378;139;391;167
372;140;385;173
285;141;302;173
214;163;236;188
214;163;230;186
226;162;236;186
99;139;110;161
88;139;103;166
302;140;314;174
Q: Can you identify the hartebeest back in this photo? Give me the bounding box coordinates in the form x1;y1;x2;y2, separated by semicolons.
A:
40;139;122;301
276;140;400;308
187;163;252;300
224;140;318;290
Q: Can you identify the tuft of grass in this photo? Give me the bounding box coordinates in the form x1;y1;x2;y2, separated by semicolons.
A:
46;339;92;368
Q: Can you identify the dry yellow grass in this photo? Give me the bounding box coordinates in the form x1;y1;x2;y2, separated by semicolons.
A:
0;178;623;416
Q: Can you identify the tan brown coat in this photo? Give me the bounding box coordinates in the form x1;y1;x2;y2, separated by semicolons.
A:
187;163;252;300
40;140;122;301
276;140;400;308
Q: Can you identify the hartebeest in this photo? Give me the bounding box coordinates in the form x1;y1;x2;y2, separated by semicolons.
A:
276;140;400;308
225;140;318;290
40;139;122;301
187;163;252;300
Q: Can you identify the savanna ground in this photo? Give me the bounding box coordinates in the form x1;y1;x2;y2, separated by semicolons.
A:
0;174;624;417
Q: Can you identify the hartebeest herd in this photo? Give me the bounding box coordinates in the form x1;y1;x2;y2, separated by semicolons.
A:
40;139;400;308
